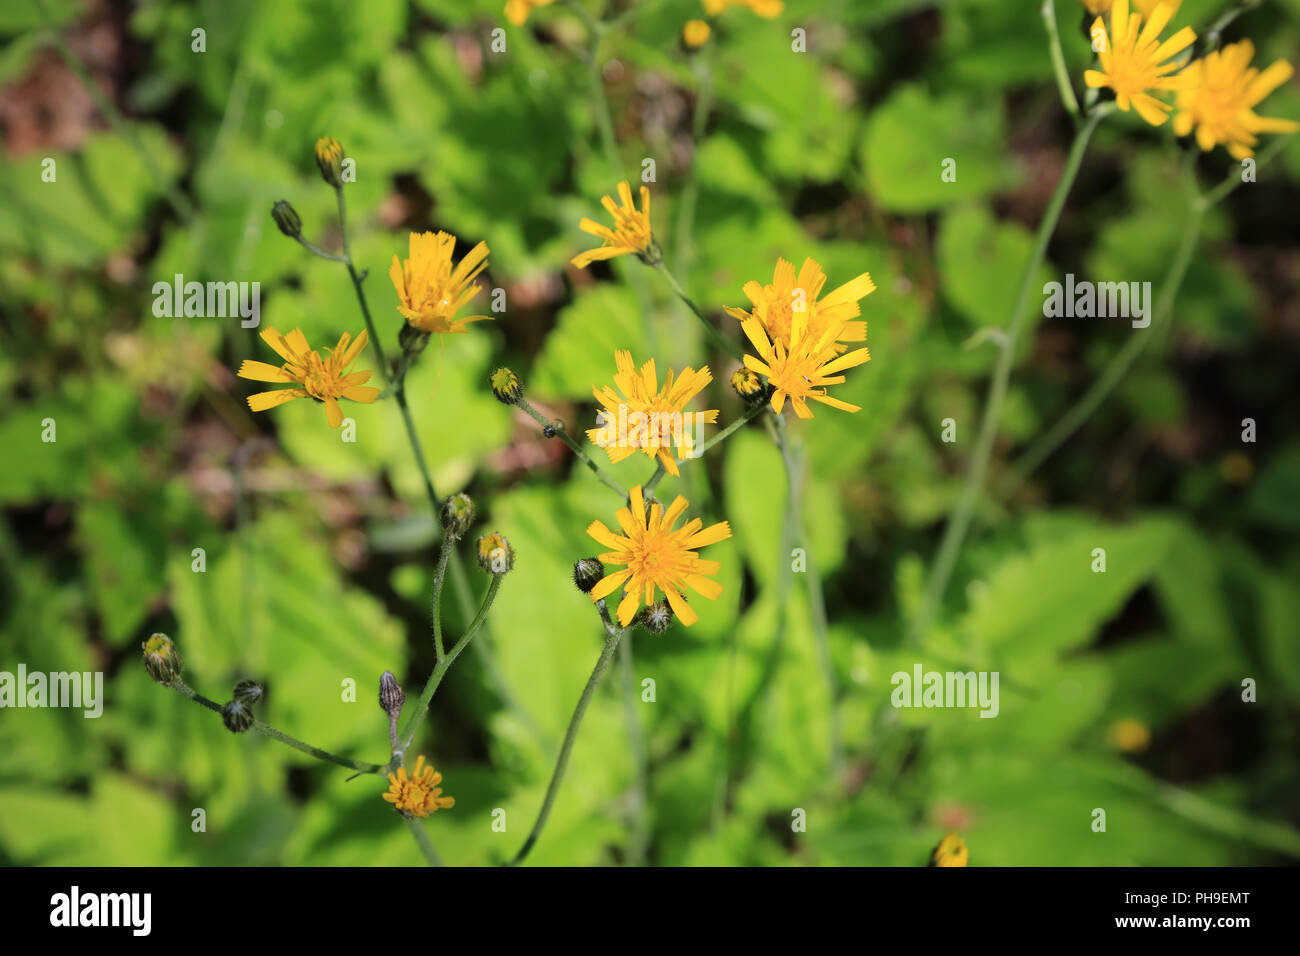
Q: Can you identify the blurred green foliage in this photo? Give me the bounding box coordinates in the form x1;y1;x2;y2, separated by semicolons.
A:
1;0;1299;866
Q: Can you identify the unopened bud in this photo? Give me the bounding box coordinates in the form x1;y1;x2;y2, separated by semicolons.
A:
489;367;522;405
640;599;674;635
731;367;769;405
233;680;263;708
314;136;345;187
379;671;406;718
440;493;475;540
221;699;254;733
573;557;605;593
476;532;515;575
271;200;302;239
142;633;183;685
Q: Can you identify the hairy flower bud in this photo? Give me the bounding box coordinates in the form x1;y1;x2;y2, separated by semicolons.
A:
314;136;344;187
142;633;182;685
271;200;302;239
730;367;769;405
476;532;515;575
379;671;406;719
233;680;263;708
640;599;674;635
440;493;475;540
489;367;523;405
573;557;605;593
221;699;254;733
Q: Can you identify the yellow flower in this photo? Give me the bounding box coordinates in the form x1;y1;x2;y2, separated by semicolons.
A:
587;485;731;627
741;311;871;419
238;327;379;429
725;257;873;356
1107;717;1152;753
683;19;711;47
505;0;556;25
382;755;455;818
586;351;719;477
389;231;492;335
929;832;968;867
1172;41;1299;159
1079;0;1180;16
1084;0;1196;127
703;0;783;18
571;182;657;269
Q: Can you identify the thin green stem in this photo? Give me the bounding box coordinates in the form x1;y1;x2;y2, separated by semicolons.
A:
397;574;505;758
652;261;744;361
168;680;385;774
509;625;626;866
774;415;842;777
404;816;446;867
1200;0;1261;54
914;107;1106;643
294;235;349;263
1199;133;1293;209
1042;0;1080;122
431;539;454;661
643;401;766;496
32;0;194;222
336;186;393;385
618;633;649;865
516;396;629;499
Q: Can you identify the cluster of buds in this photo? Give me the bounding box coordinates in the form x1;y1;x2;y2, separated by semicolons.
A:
221;680;264;733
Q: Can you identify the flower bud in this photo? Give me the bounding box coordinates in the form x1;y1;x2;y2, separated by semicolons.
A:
233;680;263;708
573;557;605;593
142;633;182;685
640;600;673;635
271;200;302;239
731;367;769;405
489;367;523;405
221;699;254;733
683;20;711;48
399;322;430;356
440;493;475;540
314;136;345;187
476;531;515;575
379;671;406;718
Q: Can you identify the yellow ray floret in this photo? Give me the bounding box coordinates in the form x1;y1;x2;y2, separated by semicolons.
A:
725;256;874;355
571;182;656;269
587;351;719;477
238;326;379;429
1078;0;1181;16
504;0;556;26
703;0;784;17
1084;0;1197;127
587;485;731;628
389;230;492;334
1173;41;1299;160
741;310;870;420
382;755;455;818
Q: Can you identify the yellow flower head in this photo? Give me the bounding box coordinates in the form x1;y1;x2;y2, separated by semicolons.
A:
929;832;968;867
587;485;731;628
741;311;870;420
1079;0;1180;16
1173;41;1299;160
587;351;719;477
703;0;784;18
725;257;874;355
571;182;657;269
1084;0;1197;127
1107;717;1152;753
389;231;492;335
683;20;711;48
505;0;556;26
238;327;379;429
382;755;454;818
